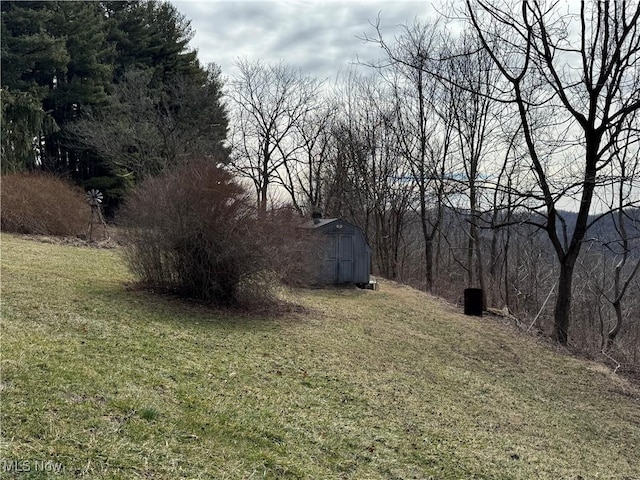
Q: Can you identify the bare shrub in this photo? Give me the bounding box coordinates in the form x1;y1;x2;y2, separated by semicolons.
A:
1;172;90;236
254;206;321;287
120;161;316;307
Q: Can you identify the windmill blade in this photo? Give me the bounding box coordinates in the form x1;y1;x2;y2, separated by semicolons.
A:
86;189;103;205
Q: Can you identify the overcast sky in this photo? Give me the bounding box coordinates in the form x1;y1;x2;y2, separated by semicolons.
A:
171;1;436;81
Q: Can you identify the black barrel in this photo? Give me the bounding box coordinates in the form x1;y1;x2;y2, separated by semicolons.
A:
464;288;483;316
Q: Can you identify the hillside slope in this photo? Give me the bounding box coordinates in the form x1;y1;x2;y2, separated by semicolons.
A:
1;233;639;479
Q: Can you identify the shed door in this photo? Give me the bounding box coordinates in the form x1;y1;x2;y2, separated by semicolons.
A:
337;234;354;283
322;235;337;283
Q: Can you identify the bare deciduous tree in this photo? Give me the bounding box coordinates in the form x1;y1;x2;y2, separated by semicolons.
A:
68;66;228;179
443;32;504;307
465;0;640;344
600;115;640;350
282;103;337;214
228;59;323;213
365;19;458;291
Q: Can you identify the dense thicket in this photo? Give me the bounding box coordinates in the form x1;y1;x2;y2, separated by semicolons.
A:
1;172;90;236
1;0;228;214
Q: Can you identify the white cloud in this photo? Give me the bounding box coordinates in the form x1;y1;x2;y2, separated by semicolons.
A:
172;0;435;80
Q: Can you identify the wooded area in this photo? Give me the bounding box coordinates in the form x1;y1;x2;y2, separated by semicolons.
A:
2;1;639;366
1;0;228;214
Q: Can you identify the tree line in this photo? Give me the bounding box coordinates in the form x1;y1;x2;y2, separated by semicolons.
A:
1;0;228;214
2;1;639;362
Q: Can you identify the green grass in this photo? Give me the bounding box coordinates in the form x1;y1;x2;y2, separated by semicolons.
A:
1;233;639;479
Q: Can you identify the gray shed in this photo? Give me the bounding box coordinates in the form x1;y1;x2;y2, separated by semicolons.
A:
310;217;371;285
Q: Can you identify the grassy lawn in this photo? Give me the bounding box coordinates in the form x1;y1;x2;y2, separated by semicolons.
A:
1;232;639;479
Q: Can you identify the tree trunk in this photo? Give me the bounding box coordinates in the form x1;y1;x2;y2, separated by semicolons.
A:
503;232;510;311
606;301;623;350
258;184;268;214
475;230;487;310
424;236;433;292
553;260;576;345
467;229;475;286
420;197;434;292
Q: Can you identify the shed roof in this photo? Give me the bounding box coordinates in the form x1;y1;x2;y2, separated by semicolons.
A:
306;218;340;229
306;218;372;251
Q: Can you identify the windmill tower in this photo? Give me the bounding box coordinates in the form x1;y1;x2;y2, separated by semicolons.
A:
86;189;109;241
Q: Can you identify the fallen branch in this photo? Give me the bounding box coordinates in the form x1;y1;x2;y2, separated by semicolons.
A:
601;349;622;374
527;280;557;333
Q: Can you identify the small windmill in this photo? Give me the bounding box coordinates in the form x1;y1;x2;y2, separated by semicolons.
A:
86;189;108;241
